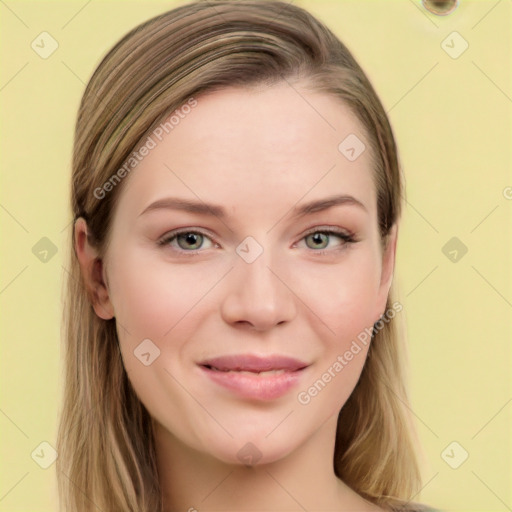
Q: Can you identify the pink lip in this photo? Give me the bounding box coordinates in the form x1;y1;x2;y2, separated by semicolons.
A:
199;354;309;372
198;354;310;401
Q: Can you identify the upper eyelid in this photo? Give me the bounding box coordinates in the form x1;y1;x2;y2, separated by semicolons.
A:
159;228;217;246
300;225;353;237
160;227;216;242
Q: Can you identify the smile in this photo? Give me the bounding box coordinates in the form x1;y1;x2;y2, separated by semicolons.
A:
198;354;310;401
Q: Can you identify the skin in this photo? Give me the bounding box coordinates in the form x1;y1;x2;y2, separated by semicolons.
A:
75;81;397;512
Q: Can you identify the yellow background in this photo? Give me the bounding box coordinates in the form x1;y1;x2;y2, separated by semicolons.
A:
1;0;510;510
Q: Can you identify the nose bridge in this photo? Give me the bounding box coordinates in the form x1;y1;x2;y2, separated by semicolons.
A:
239;244;277;298
220;236;296;329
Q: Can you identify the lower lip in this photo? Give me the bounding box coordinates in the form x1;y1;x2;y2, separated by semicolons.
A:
199;366;307;401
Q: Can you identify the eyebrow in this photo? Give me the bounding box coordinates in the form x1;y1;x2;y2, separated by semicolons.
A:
138;194;367;219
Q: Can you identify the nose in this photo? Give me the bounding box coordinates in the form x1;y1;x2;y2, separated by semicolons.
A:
220;245;297;331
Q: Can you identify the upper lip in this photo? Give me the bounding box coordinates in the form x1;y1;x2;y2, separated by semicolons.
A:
198;354;309;372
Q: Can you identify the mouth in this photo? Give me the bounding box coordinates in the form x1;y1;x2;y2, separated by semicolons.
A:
202;367;290;375
197;354;310;401
198;354;309;372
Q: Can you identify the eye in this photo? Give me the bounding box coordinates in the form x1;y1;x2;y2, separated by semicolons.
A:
157;229;216;253
300;227;357;253
157;226;357;257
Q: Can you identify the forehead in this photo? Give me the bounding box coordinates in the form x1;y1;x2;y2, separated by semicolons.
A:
115;82;376;222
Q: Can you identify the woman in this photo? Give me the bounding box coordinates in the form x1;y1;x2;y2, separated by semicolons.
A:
57;1;437;510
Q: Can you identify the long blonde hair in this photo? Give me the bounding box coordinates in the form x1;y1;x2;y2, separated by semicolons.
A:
57;1;424;510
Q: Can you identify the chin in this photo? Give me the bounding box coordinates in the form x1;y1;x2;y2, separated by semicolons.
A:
204;433;299;468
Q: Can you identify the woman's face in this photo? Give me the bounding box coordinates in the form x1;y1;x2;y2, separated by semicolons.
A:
85;81;396;465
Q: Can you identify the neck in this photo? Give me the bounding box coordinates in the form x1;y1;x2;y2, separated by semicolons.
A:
152;414;382;512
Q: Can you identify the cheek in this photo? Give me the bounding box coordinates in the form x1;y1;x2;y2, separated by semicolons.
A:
295;278;376;419
107;249;225;338
293;246;382;339
107;251;218;445
291;248;380;410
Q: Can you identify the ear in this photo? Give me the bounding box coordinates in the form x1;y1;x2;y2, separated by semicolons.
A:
74;217;115;320
374;223;398;323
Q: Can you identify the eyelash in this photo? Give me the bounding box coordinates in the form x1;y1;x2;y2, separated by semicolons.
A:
302;227;358;254
157;227;358;257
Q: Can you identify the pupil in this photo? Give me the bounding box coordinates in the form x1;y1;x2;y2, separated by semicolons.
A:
310;233;327;248
179;232;201;249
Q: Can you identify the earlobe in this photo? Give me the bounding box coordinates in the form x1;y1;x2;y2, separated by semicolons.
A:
74;218;115;320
